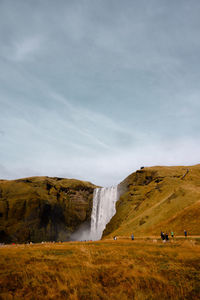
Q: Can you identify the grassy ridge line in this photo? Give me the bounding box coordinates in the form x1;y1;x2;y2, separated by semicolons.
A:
103;164;200;238
0;239;200;300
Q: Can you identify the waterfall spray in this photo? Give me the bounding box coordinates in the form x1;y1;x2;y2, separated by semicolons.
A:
90;186;118;240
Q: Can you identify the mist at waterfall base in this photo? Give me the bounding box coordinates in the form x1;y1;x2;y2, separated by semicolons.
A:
71;186;119;241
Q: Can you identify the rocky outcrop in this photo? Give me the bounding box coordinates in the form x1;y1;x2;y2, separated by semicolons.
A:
0;176;96;243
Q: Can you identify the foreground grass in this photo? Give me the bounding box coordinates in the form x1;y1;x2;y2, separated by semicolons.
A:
0;238;200;300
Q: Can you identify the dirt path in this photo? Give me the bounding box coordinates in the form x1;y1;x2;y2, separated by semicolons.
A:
110;235;200;240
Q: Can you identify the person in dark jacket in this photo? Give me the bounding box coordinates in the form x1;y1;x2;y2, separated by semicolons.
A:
131;234;134;240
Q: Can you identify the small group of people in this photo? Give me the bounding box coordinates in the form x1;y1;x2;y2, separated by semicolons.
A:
161;231;170;242
161;230;188;241
113;230;188;242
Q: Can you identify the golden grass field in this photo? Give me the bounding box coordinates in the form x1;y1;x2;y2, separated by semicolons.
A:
0;237;200;300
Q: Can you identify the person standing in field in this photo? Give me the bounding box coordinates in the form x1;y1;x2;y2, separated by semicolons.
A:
184;230;187;237
165;233;169;241
171;231;174;238
161;231;165;241
131;233;134;241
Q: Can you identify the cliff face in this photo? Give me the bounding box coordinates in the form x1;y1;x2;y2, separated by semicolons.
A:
103;164;200;237
0;177;96;243
1;164;200;243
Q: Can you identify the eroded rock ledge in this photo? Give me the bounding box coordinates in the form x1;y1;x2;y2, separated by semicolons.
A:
0;176;96;243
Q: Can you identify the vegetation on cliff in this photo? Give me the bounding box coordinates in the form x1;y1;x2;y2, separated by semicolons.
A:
0;164;200;243
0;177;96;243
103;164;200;238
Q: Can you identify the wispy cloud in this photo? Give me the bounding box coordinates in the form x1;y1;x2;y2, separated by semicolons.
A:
0;1;200;186
2;36;42;62
49;92;137;150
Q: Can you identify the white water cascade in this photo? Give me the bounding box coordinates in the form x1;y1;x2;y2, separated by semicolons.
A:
90;186;118;241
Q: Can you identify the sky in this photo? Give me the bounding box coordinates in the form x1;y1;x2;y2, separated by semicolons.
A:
0;0;200;186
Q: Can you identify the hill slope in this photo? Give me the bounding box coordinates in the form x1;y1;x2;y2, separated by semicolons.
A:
0;176;96;243
103;164;200;238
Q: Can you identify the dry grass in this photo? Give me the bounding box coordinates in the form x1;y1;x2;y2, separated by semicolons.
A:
0;238;200;300
104;165;200;238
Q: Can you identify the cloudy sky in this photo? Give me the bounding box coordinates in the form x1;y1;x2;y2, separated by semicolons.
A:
0;0;200;186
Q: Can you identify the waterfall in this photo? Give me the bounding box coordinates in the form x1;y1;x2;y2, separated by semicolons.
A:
90;186;118;241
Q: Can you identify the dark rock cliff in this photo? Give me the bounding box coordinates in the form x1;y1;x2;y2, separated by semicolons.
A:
0;176;96;243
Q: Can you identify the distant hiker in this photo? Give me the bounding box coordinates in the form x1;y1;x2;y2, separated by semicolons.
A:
171;231;174;238
131;234;134;241
184;230;187;237
113;236;117;240
161;231;165;241
165;233;169;241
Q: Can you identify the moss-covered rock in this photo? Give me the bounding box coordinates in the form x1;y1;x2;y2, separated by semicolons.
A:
0;176;96;243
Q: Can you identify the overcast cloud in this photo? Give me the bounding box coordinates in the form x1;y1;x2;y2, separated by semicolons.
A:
0;0;200;186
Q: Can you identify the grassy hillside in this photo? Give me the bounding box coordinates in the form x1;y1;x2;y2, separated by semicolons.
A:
103;164;200;238
0;177;96;243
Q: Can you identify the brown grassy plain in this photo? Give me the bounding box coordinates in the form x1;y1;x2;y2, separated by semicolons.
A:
0;238;200;300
